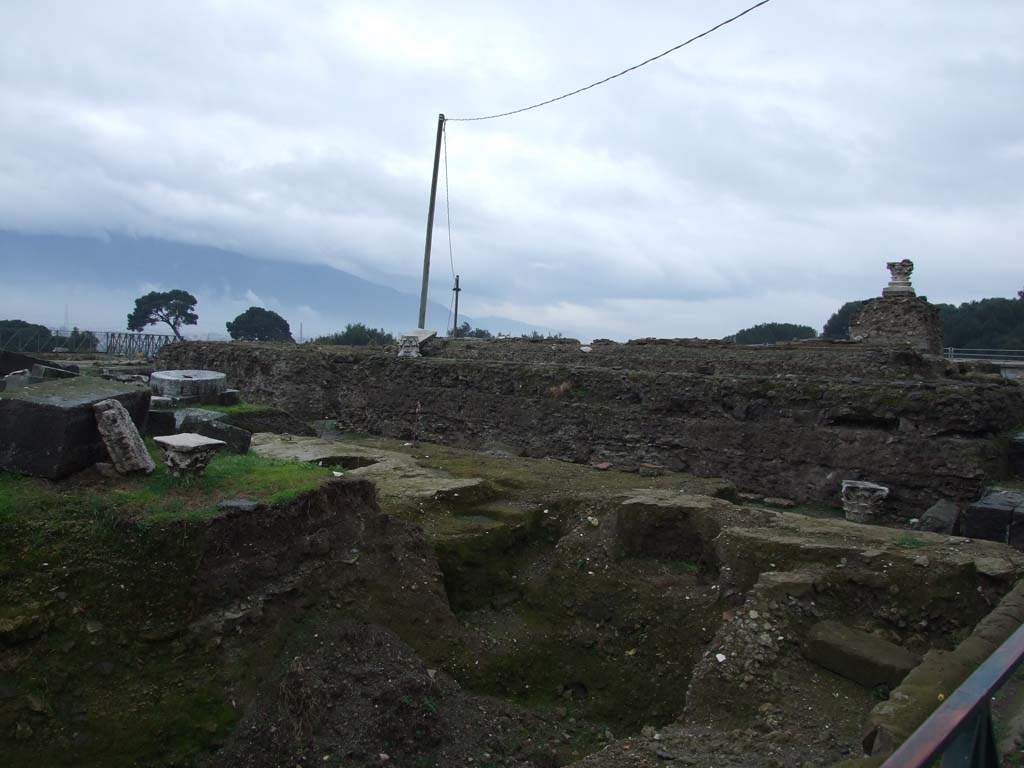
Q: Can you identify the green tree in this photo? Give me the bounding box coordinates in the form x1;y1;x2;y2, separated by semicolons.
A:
0;319;56;353
939;298;1024;349
822;300;867;339
56;327;99;352
226;307;294;342
455;322;493;339
127;289;198;340
731;322;817;345
312;323;395;346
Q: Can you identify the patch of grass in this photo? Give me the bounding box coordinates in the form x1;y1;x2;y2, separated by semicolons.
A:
201;401;275;415
0;439;333;524
897;534;928;549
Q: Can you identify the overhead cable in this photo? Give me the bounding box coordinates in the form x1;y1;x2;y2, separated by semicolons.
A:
446;0;773;122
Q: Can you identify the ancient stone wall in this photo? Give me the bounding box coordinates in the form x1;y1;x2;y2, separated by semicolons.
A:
849;296;944;355
158;341;1024;516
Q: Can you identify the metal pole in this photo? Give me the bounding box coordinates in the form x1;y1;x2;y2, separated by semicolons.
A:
418;113;446;329
452;275;461;337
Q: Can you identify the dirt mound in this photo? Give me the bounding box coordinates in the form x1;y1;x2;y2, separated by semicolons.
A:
211;620;553;768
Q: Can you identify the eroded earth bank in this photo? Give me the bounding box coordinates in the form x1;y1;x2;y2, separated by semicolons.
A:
5;425;1024;767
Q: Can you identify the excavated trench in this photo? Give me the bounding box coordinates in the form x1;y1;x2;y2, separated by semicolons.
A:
431;496;727;734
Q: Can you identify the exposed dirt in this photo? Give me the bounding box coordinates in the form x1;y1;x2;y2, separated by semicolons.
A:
5;431;1024;767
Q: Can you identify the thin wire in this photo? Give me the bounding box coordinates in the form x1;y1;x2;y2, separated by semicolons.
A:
443;124;456;281
447;0;772;122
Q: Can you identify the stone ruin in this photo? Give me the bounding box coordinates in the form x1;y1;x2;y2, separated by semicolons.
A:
849;259;944;354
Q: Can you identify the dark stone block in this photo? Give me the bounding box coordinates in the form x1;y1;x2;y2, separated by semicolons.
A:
174;408;228;430
190;420;251;454
962;491;1024;546
0;378;150;479
218;388;241;406
1010;433;1024;479
31;364;78;380
1;351;53;376
918;499;960;535
146;410;176;437
803;620;918;688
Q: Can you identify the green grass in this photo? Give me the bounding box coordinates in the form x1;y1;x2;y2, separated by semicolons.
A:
0;439;333;524
199;401;275;415
897;533;928;549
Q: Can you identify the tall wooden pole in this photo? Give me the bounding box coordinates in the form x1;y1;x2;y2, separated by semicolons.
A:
418;113;446;329
452;274;461;336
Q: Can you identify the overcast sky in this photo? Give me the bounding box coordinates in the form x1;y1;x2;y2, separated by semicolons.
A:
1;0;1021;340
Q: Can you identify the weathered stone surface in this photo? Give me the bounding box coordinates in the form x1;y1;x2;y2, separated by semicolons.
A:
157;340;1024;516
0;370;37;392
218;388;241;406
863;580;1024;757
753;570;821;599
0;378;150;479
151;369;226;402
841;480;890;523
849;296;943;355
153;433;226;478
217;498;259;512
172;407;250;453
961;490;1024;546
30;364;77;380
917;499;960;534
1010;433;1024;479
1;351;61;376
150;395;174;410
93;398;155;475
173;408;228;430
803;620;918;688
194;420;251;454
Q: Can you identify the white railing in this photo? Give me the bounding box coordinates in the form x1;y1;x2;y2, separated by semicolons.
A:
945;348;1024;365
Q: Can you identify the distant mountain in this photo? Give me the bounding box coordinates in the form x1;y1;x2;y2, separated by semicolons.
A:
0;231;553;339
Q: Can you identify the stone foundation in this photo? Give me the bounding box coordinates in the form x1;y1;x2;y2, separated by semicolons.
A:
849;296;943;355
157;340;1024;517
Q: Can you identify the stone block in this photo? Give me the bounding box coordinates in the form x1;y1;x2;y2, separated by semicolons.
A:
151;369;226;402
1;351;54;376
146;410;176;437
917;499;960;535
93;398;155;475
218;388;241;406
803;620;918;688
1010;433;1024;479
0;378;150;479
150;396;174;410
173;408;228;430
961;491;1023;545
190;419;251;454
31;364;77;380
754;570;821;600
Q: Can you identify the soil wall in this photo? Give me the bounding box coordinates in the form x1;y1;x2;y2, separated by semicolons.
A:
158;340;1024;515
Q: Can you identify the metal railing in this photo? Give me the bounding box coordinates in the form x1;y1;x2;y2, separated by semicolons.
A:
945;348;1024;365
881;621;1024;767
0;326;176;358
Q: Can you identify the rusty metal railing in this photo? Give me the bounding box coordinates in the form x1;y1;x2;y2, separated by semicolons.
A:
881;621;1024;767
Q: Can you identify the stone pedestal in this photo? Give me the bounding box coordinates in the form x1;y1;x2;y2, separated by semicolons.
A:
841;480;890;523
397;330;437;358
93;398;155;475
850;260;943;354
153;433;226;478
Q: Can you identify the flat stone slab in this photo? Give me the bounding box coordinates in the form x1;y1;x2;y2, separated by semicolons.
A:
154;433;227;452
0;378;150;479
803;620;918;688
